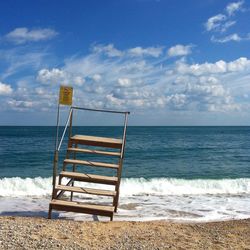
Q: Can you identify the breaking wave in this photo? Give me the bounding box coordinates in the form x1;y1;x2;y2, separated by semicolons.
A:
0;176;250;197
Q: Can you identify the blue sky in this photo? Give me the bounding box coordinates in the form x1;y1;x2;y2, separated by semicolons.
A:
0;0;250;125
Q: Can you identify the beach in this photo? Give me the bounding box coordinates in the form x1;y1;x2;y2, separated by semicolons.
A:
1;0;250;248
0;217;249;249
1;126;250;249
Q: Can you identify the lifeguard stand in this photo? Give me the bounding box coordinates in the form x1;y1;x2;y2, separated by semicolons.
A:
48;87;129;221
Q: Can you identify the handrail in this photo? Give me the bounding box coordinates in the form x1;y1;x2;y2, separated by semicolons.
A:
56;106;130;152
57;108;73;151
52;104;129;201
121;112;129;159
71;106;130;115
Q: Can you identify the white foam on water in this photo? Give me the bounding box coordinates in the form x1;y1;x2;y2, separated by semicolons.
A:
120;177;250;196
0;176;52;196
0;176;250;222
1;176;250;197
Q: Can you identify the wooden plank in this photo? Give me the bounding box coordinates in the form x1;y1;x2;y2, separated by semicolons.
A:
67;147;121;157
55;185;116;197
50;199;114;217
60;171;118;185
70;135;122;149
56;179;74;199
64;159;119;169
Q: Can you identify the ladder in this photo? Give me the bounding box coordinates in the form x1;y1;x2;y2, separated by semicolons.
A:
48;106;129;221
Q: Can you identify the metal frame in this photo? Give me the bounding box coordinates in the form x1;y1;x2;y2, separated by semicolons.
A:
51;105;130;202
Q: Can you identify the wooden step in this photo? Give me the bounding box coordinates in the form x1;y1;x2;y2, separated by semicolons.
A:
50;199;114;217
70;135;122;149
64;159;119;169
55;185;116;197
68;147;121;157
60;171;118;185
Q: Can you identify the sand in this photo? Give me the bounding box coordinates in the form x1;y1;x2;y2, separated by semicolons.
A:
0;217;249;249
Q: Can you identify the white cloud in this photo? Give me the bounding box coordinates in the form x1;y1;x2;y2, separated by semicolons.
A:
2;43;249;114
226;1;244;16
205;1;247;42
205;14;227;32
211;33;250;43
166;94;187;109
7;99;34;110
176;60;226;75
106;94;125;107
74;76;85;86
92;74;102;82
228;57;250;71
127;46;163;57
117;78;131;87
37;68;85;86
167;44;193;57
92;44;163;58
92;44;123;57
176;57;250;75
37;68;66;84
5;27;58;44
0;82;13;95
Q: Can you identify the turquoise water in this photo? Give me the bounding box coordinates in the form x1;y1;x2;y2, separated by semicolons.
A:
0;126;250;221
0;126;250;179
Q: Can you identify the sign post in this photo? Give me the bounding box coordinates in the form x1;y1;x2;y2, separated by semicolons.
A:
52;85;73;200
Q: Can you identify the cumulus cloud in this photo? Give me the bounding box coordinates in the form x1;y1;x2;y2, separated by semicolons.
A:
1;43;249;114
0;82;13;95
168;44;193;57
33;45;250;113
37;68;85;86
175;57;250;75
37;68;65;84
5;27;58;44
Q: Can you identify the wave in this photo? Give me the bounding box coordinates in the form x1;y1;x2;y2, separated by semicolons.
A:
0;176;250;197
121;178;250;196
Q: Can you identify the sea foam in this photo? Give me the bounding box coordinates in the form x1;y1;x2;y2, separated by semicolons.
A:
0;176;250;197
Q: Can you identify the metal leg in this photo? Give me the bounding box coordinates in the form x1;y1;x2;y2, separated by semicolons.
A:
48;205;52;219
113;188;119;212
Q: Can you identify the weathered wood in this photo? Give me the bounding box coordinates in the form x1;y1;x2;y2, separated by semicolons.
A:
70;135;122;149
50;199;114;218
55;185;116;197
67;147;121;157
60;171;118;185
64;159;119;169
56;179;74;199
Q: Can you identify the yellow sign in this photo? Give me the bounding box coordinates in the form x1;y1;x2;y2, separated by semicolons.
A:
59;86;73;105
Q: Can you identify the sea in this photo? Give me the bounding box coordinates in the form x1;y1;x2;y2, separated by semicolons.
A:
0;126;250;222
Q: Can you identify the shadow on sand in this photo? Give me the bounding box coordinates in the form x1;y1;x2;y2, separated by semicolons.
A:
0;211;100;221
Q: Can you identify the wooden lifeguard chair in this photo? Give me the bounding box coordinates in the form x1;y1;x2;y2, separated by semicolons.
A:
48;87;129;221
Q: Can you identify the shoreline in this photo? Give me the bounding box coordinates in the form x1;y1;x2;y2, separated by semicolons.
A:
0;216;249;249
